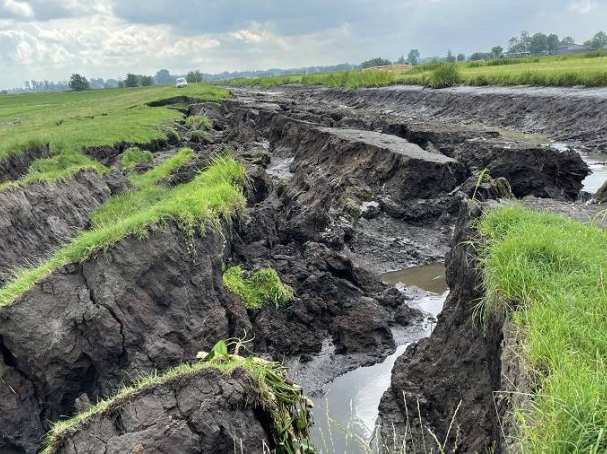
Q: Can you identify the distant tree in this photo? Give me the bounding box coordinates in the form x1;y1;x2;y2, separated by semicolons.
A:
446;50;456;63
104;79;119;89
587;31;607;49
546;34;560;54
154;69;173;85
118;81;126;88
125;74;139;88
186;70;204;83
509;31;532;53
140;75;154;86
396;55;406;64
407;49;421;65
69;73;90;91
360;57;392;69
561;36;575;46
457;53;466;62
491;46;504;58
529;33;549;54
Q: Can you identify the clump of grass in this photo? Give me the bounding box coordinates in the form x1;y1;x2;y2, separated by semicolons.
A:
185;114;212;130
428;64;461;89
0;155;246;308
223;265;294;309
189;129;209;143
120;146;153;169
42;340;313;454
92;147;195;228
478;204;607;453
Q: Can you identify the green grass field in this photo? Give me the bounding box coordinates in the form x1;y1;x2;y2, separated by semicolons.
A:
227;52;607;89
0;84;229;187
479;205;607;453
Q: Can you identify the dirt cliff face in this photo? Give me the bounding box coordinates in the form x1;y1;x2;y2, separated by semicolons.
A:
0;169;119;285
0;224;245;452
0;145;50;184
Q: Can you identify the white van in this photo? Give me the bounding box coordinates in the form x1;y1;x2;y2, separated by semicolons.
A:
176;77;188;88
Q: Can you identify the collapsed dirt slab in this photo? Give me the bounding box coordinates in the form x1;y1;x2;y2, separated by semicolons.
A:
307;85;607;152
45;367;291;454
0;169;118;285
0;223;246;453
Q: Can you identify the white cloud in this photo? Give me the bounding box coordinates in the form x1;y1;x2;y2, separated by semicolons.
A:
569;0;598;14
2;0;34;18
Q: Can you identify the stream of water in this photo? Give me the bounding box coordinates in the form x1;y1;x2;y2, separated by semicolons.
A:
309;263;448;454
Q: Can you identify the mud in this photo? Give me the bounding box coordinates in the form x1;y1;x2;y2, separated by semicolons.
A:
1;84;604;453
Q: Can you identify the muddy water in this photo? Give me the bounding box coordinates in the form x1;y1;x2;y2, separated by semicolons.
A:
580;151;607;193
310;263;447;453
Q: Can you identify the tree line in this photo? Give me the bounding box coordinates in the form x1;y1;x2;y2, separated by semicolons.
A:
360;30;607;69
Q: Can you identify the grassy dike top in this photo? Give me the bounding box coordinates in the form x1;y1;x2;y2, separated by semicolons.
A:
0;84;228;186
227;52;607;90
479;205;607;453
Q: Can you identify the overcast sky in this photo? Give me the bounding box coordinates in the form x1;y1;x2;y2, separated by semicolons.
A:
1;0;606;88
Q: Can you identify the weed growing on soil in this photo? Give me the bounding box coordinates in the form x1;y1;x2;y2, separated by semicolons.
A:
42;340;313;454
223;265;294;309
0;154;246;308
478;205;607;453
185;114;212;130
0;84;228;186
428;64;461;89
119;146;153;169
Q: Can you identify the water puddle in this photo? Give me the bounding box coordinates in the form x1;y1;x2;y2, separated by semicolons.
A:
310;263;448;453
580;151;607;194
550;142;606;194
267;156;294;180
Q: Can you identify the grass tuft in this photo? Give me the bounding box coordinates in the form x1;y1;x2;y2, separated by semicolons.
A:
185;114;212;130
223;265;294;309
119;146;153;169
478;204;607;453
0;154;246;308
428;64;461;89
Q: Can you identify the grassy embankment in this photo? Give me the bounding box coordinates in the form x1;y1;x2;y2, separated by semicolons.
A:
479;205;607;453
227;52;607;89
42;340;313;454
0;84;228;188
0;150;247;308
